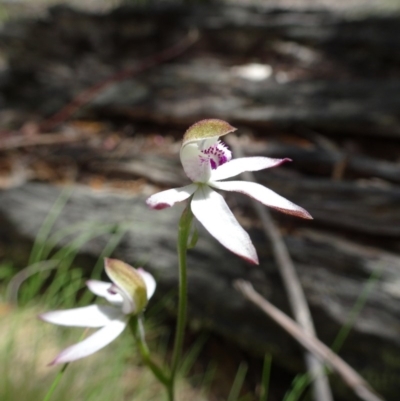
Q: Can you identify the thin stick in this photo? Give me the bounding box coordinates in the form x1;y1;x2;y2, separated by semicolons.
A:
229;136;333;401
0;131;90;150
234;280;385;401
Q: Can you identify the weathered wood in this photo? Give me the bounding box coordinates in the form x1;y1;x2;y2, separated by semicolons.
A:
94;77;400;137
1;5;400;136
1;182;400;399
246;141;400;185
259;174;400;237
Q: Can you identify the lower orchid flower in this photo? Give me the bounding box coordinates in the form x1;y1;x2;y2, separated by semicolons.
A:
40;258;156;365
146;119;312;264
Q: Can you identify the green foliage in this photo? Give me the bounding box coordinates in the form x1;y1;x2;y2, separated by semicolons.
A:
0;306;128;401
227;362;250;401
4;187;135;308
260;354;272;401
282;373;311;401
282;268;382;401
0;189;213;401
0;172;382;401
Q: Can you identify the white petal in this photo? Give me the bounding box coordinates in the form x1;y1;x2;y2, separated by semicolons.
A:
180;141;214;182
137;268;156;300
191;186;258;264
210;157;290;181
86;280;124;305
146;184;197;210
40;305;121;328
115;287;135;315
49;319;127;365
101;282;134;315
210;180;312;219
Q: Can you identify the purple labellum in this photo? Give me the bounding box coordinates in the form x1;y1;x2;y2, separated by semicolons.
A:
200;140;232;170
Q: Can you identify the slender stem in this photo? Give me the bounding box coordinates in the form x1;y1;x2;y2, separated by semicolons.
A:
169;204;194;398
166;384;174;401
129;205;193;401
42;363;69;401
129;317;170;387
42;328;89;401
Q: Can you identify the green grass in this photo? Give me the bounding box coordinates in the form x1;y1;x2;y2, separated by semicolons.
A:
0;187;382;401
0;190;211;401
0;256;211;401
0;190;140;400
0;236;380;401
281;268;382;401
0;303;214;401
0;306;126;401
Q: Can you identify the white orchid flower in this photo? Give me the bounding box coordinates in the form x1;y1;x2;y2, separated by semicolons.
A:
146;119;312;264
40;258;156;365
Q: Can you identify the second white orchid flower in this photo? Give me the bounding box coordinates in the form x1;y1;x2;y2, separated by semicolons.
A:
146;119;312;264
40;258;156;365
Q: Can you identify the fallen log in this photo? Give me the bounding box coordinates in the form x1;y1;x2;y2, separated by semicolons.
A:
1;5;400;137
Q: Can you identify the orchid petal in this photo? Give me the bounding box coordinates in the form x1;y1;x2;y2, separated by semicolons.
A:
146;184;197;210
137;268;156;300
210;180;312;219
191;185;258;264
49;319;127;365
40;305;121;328
180;119;236;182
86;280;124;305
182;119;236;144
180;142;213;182
210;157;291;181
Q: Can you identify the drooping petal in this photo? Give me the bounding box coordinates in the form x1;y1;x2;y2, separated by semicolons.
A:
86;280;124;305
210;180;312;219
191;185;258;264
49;318;127;365
210;157;291;182
146;184;197;210
137;268;156;300
39;305;121;328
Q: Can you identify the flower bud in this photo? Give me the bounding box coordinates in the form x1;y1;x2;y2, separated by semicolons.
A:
105;258;148;314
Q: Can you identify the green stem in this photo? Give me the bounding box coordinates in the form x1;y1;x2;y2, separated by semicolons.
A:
42;328;88;401
42;363;69;401
129;317;169;387
169;204;194;398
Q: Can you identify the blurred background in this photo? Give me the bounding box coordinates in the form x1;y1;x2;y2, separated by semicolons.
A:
1;0;400;400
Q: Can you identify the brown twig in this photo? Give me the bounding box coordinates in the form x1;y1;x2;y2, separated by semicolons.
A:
39;29;199;132
228;136;333;401
0;131;90;150
234;280;385;401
